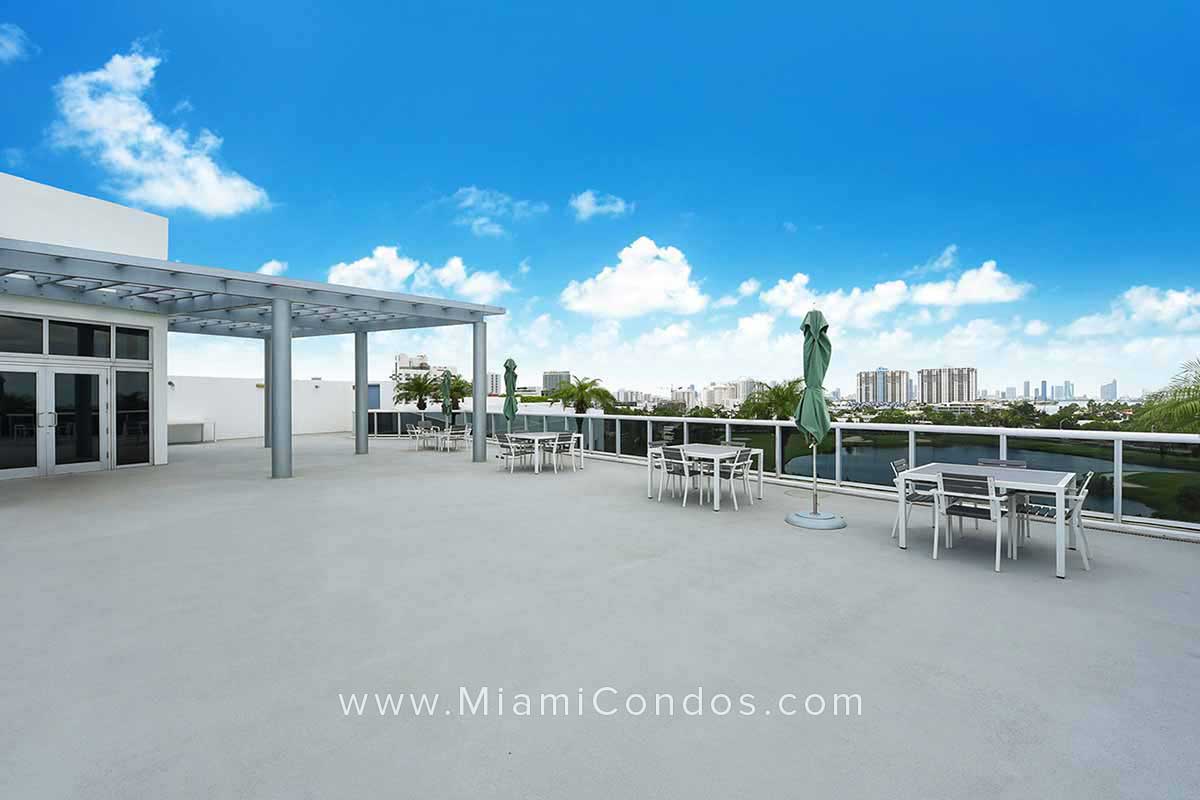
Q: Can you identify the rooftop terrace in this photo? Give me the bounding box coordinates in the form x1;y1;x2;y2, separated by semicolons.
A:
2;434;1198;797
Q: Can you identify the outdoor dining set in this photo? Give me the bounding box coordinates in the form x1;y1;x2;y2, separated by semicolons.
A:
405;421;472;452
495;431;584;474
647;441;766;512
891;457;1095;578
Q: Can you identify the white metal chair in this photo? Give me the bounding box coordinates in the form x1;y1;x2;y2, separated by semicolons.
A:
540;432;575;473
495;433;533;473
702;447;754;511
658;446;702;507
932;472;1011;571
1018;471;1095;570
890;458;936;539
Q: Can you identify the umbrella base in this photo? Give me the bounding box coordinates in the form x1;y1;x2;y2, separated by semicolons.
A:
785;511;847;530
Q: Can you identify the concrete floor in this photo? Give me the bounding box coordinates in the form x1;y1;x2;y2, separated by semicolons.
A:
2;433;1198;799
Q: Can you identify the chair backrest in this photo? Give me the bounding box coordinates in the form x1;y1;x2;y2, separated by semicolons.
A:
890;458;908;477
938;472;997;501
648;439;668;449
496;432;509;444
662;446;688;470
978;458;1027;468
556;432;573;445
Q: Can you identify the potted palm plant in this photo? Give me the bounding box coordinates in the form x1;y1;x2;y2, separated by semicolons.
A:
548;376;616;435
394;372;439;417
448;375;473;424
738;378;804;455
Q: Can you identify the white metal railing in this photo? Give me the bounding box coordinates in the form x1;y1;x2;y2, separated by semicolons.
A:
449;409;1200;538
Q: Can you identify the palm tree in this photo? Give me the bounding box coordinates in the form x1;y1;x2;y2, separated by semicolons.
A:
548;376;616;433
739;378;805;453
393;372;439;411
448;375;472;423
1137;358;1200;433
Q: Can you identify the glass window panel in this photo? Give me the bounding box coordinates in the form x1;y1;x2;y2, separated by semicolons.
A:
782;428;836;481
1007;437;1115;514
49;321;110;358
115;327;150;360
54;373;101;465
0;370;39;469
115;371;150;465
367;384;381;410
827;429;904;486
650;420;684;447
619;417;648;457
0;315;43;354
375;411;399;435
686;419;723;445
915;431;999;468
1119;441;1200;524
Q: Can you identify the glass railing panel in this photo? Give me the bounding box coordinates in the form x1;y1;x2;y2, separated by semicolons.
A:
375;411;399;435
914;431;998;469
546;416;571;432
782;428;836;481
398;412;421;432
599;419;617;453
526;415;545;432
729;424;776;473
1119;441;1200;524
686;419;723;445
651;420;684;446
619;418;648;457
1006;436;1114;514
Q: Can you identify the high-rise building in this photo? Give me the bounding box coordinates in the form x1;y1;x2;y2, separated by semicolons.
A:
1023;380;1031;399
671;385;699;408
1006;386;1017;400
1063;380;1075;400
1100;379;1118;401
856;367;909;404
734;378;759;401
486;372;502;395
392;353;455;381
918;367;978;404
1040;380;1048;402
542;371;572;393
907;377;915;403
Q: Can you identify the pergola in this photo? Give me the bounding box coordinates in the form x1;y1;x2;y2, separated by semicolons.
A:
0;237;505;477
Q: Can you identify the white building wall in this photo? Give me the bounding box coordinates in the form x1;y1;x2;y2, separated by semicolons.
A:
0;172;168;259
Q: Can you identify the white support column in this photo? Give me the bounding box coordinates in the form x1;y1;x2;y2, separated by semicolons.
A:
354;331;368;456
472;321;487;462
270;299;293;479
263;338;271;449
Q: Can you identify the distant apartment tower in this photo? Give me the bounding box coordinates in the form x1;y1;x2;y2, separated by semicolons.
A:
1023;380;1031;400
542;371;572;393
486;372;502;395
1006;386;1017;400
1100;379;1118;401
734;378;759;401
671;385;699;408
918;367;978;404
1063;380;1075;401
1040;380;1048;402
393;352;455;381
907;377;915;403
856;367;909;404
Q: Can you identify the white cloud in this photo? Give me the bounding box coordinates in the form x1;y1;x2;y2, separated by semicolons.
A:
782;221;798;234
518;258;532;275
172;98;194;114
761;273;909;328
413;256;512;304
256;259;287;277
911;259;1029;306
713;295;739;308
738;278;760;297
328;246;420;291
0;23;36;64
1061;309;1127;338
2;147;24;168
449;186;547;237
51;48;268;217
1121;286;1200;327
905;244;958;276
569;189;633;221
560;236;709;318
1024;319;1048;336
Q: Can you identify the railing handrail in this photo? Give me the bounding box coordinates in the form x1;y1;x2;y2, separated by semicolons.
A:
387;406;1200;445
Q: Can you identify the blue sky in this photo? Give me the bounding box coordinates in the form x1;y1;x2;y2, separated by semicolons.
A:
2;2;1199;396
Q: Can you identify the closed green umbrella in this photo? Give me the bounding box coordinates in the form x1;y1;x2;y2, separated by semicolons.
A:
440;371;453;422
502;358;519;432
786;309;846;529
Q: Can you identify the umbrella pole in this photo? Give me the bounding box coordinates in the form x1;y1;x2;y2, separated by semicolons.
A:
811;442;818;514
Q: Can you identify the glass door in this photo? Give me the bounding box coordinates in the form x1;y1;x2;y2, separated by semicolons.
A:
113;370;151;466
48;367;110;475
0;364;43;479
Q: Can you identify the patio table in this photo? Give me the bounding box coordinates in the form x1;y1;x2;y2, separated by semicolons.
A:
647;444;765;512
508;432;584;474
895;462;1077;578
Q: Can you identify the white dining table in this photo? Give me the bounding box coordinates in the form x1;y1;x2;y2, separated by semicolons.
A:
508;432;584;474
895;462;1077;578
647;444;765;511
